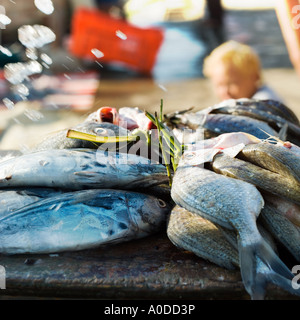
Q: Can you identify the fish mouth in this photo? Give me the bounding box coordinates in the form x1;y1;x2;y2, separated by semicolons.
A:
98;107;119;124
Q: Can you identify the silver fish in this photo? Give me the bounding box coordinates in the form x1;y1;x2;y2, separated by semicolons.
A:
168;112;279;140
0;189;171;254
167;205;240;270
259;195;300;262
209;101;300;144
211;153;300;205
211;98;300;126
32;121;129;151
171;151;294;299
0;188;63;219
0;149;168;190
167;205;300;299
240;142;300;184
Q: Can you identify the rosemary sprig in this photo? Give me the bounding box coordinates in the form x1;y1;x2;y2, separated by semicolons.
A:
154;111;173;186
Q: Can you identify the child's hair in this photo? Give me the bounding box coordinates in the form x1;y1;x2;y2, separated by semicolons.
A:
203;40;262;79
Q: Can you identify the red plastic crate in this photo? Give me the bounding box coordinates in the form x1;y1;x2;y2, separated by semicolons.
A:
69;8;164;74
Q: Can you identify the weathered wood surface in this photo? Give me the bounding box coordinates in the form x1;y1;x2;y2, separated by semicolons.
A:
0;231;298;300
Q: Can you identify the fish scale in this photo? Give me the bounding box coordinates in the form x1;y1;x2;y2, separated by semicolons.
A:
167;205;240;270
240;142;300;183
167;205;300;299
211;153;300;205
0;148;168;190
259;200;300;262
171;152;295;299
0;189;171;254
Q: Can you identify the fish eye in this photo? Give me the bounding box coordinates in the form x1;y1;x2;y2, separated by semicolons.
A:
184;152;195;160
157;199;167;208
94;128;107;135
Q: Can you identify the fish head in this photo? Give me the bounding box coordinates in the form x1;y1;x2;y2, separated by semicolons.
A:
87;122;129;138
84;107;118;124
138;197;173;230
95;106;119;125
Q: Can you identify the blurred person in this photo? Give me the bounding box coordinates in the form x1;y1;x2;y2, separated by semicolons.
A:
205;0;225;45
203;40;283;102
276;0;300;79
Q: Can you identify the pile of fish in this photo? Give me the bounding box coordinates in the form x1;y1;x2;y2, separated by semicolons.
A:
0;106;172;254
0;98;300;300
165;98;300;299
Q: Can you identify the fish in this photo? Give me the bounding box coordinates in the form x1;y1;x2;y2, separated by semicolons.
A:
240;142;300;184
0;148;169;190
209;102;300;143
211;153;300;205
167;205;300;299
211;98;300;126
0;188;64;219
175;112;279;140
32;121;130;151
259;195;300;262
171;151;295;299
0;189;171;254
167;205;240;270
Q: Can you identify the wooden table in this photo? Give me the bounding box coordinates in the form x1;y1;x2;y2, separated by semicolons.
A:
0;230;298;300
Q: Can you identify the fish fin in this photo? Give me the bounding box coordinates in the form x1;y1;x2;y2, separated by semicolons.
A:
238;241;258;298
265;271;300;298
278;122;288;141
238;237;294;299
249;272;267;300
257;238;294;280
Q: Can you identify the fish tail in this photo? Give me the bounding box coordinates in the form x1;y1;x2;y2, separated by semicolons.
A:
266;271;300;298
238;241;260;298
239;237;295;299
257;238;294;280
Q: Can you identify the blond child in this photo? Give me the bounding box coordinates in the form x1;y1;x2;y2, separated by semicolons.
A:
203;40;282;102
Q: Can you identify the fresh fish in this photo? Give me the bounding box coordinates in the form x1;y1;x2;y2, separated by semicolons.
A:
240;99;299;126
171;152;294;299
259;195;300;262
211;98;299;126
211;153;300;205
0;148;168;190
209;102;300;143
176;112;279;140
240;142;300;183
32;121;129;151
0;189;171;254
0;188;63;218
167;205;300;299
167;205;240;270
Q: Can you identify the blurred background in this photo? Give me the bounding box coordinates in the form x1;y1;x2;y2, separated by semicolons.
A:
0;0;299;149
